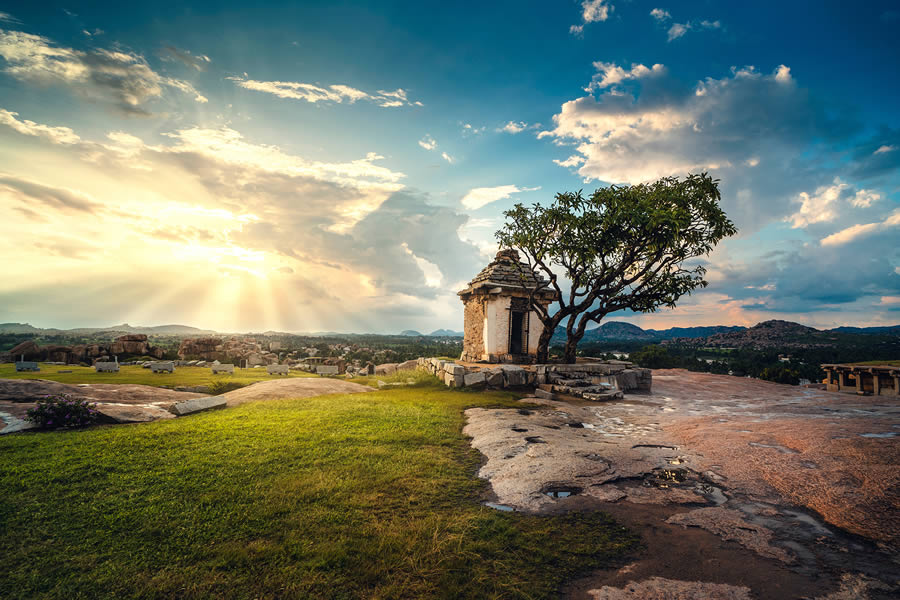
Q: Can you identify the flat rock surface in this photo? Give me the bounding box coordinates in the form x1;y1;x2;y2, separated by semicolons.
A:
218;378;373;406
464;369;900;599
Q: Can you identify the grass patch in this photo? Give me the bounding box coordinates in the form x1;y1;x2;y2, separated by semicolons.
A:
0;363;316;388
0;381;636;599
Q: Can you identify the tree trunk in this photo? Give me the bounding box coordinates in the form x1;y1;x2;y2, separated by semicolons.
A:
535;325;553;364
563;332;583;364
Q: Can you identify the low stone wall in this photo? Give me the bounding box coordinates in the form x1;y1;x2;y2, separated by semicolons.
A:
415;357;651;397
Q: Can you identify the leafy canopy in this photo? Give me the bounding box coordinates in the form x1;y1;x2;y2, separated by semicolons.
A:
496;173;737;360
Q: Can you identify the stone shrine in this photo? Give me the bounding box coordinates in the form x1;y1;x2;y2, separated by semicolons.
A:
457;249;557;363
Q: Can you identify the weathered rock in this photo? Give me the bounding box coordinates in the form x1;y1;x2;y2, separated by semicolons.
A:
586;577;752;600
464;371;486;387
485;368;505;387
375;363;399;375
168;396;228;416
8;340;40;360
501;365;527;386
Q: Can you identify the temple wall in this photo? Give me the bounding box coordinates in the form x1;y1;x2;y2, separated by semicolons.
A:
461;297;486;361
484;296;511;357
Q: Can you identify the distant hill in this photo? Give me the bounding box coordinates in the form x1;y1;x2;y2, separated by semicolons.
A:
399;330;424;337
552;321;743;343
828;325;900;335
429;329;463;337
644;325;746;340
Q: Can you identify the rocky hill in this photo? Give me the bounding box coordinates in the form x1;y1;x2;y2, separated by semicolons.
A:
660;319;890;349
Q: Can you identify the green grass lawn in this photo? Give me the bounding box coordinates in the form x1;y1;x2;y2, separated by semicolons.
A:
0;363;317;388
0;379;636;599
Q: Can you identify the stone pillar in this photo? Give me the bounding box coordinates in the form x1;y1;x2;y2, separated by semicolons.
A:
893;375;900;397
855;370;862;393
838;370;847;391
872;371;881;396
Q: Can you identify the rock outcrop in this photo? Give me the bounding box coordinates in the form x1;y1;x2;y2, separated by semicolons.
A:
3;335;165;365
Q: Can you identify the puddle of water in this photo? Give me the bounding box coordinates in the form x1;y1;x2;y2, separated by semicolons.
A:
542;485;581;499
644;468;688;488
632;443;678;450
783;510;831;535
748;442;799;454
859;432;897;438
484;502;515;512
696;483;727;505
582;423;595;429
667;457;686;465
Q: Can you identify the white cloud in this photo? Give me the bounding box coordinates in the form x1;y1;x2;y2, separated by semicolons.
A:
588;61;665;90
418;134;437;150
667;23;689;41
821;209;900;246
570;0;613;35
774;64;793;83
850;188;881;208
553;155;585;168
0;12;20;24
441;151;455;164
460;184;540;210
0;109;80;144
874;144;896;154
462;123;485;135
650;8;671;22
662;17;722;42
498;120;528;134
228;77;421;108
786;177;849;228
0;28;207;113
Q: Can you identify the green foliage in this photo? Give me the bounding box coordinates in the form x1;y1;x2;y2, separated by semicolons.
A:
26;395;100;429
206;380;249;395
629;345;676;369
0;385;636;599
759;366;801;385
496;173;737;362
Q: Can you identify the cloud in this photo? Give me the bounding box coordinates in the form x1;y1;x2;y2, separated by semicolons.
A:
540;63;869;233
588;61;665;90
418;134;437;150
821;209;900;246
850;189;881;208
441;151;455;164
553;155;585;168
0;173;100;213
0;109;80;144
498;121;529;134
460;184;540;210
874;144;896;154
659;16;722;41
0;28;207;114
667;23;689;41
228;76;421;108
570;1;613;35
785;178;849;228
0;12;20;24
462;123;485;135
160;45;211;71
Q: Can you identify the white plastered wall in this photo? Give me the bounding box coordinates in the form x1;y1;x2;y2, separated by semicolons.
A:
483;296;511;358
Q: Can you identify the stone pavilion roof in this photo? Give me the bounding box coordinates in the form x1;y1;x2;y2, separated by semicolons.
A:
458;249;552;295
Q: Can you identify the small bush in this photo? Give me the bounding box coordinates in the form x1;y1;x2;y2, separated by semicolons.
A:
26;395;100;429
207;380;247;395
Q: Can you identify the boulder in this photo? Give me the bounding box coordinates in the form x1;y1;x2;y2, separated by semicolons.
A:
500;365;527;387
375;363;399;375
168;396;228;416
8;340;40;360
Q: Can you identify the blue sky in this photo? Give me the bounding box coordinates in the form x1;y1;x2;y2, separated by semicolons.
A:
0;1;898;333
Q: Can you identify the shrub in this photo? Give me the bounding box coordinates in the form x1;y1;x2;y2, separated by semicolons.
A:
207;380;247;395
26;395;100;429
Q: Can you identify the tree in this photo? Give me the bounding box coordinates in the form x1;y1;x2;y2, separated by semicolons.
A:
495;173;737;363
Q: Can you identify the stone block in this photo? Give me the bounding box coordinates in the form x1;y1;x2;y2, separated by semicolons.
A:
501;365;527;387
485;368;505;387
449;364;466;376
169;396;228;416
464;371;486;387
534;388;556;400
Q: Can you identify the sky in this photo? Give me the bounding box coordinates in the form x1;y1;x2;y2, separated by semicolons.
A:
0;0;898;334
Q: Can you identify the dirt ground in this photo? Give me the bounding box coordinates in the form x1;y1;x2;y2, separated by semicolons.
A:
464;369;900;599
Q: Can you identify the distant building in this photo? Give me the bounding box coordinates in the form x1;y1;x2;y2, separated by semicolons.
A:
457;249;558;363
822;363;899;396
